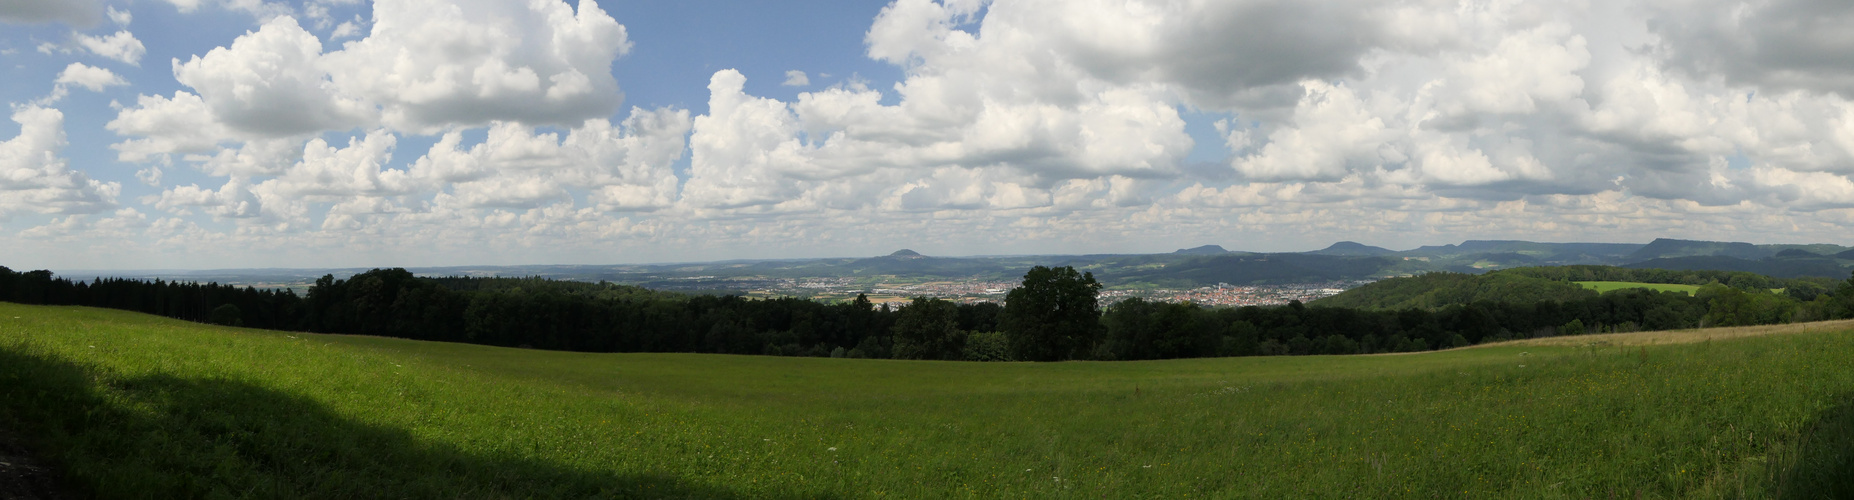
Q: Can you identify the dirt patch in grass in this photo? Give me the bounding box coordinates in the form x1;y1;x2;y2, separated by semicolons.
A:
0;426;64;500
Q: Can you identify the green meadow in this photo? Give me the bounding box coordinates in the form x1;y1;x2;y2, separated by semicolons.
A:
1575;281;1705;295
4;302;1854;498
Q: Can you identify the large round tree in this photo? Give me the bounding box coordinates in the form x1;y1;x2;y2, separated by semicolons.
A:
1002;265;1103;361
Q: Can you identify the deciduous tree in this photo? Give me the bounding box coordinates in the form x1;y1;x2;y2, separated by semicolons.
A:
1002;266;1102;361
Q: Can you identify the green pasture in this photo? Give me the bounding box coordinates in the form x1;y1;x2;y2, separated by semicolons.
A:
3;302;1854;498
1576;281;1704;295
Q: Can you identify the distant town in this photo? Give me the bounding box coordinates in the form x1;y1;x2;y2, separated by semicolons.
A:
719;277;1373;307
1098;280;1374;307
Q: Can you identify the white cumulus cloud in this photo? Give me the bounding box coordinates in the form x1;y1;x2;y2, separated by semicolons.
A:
321;0;632;132
112;0;637;161
0;107;120;217
410;108;691;211
782;70;810;87
107;91;238;161
106;5;129;25
73;30;145;65
54;62;127;92
173;16;375;136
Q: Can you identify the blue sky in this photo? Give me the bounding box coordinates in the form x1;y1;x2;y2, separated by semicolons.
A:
4;0;1854;270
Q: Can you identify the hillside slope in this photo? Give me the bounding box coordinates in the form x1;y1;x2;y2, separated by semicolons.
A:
5;304;1854;497
1624;255;1850;279
1318;265;1847;310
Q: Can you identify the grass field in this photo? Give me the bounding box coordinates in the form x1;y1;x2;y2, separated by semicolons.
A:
4;302;1854;498
1575;281;1705;295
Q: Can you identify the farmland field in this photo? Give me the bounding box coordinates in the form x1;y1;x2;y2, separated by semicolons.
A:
3;302;1854;498
1576;280;1704;295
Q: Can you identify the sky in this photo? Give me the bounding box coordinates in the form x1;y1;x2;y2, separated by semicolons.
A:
3;0;1854;270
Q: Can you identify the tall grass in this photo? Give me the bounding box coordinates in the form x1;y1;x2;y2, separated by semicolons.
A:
1575;281;1704;295
3;303;1852;498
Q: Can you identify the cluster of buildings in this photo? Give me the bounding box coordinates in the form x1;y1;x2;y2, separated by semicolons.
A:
1099;280;1373;307
868;281;1018;304
739;278;1018;304
730;277;1375;309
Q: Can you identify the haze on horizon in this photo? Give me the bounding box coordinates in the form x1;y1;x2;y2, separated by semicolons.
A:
4;0;1854;270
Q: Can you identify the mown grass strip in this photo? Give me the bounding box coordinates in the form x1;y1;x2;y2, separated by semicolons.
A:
1575;281;1704;295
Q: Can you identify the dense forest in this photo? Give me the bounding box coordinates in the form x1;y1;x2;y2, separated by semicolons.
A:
4;264;1853;361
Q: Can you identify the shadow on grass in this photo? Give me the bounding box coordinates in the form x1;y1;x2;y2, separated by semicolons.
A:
0;348;826;499
1773;394;1854;499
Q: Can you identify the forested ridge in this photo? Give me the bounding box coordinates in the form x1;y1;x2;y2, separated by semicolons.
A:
5;264;1854;361
1315;266;1838;310
1307;272;1595;310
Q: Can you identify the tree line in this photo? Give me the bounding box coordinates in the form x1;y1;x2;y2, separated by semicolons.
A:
4;264;1853;362
0;268;305;330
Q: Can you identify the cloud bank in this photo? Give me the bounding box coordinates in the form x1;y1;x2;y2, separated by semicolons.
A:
8;0;1854;268
0;0;103;26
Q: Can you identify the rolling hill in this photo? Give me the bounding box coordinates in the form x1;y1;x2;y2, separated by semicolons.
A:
1625;238;1772;261
1623;255;1849;279
3;303;1853;497
1171;244;1230;255
1305;241;1395;256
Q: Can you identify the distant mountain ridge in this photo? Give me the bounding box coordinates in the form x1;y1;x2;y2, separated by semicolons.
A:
1626;238;1769;261
1173;245;1229;255
1308;241;1395;256
1404;240;1645;263
73;238;1854;293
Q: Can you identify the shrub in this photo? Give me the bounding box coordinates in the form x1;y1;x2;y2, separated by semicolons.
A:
208;304;243;327
962;331;1012;362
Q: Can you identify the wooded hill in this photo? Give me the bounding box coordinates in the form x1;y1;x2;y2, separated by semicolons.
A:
1314;266;1839;311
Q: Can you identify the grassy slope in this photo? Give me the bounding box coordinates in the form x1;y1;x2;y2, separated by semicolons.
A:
3;303;1854;498
1576;281;1704;295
